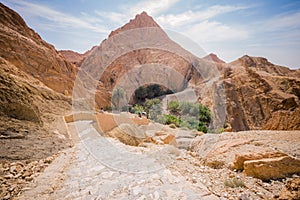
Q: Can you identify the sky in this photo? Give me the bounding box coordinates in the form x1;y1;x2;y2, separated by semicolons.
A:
1;0;300;69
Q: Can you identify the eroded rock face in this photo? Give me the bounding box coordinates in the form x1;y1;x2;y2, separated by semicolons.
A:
59;46;97;67
100;49;192;93
0;3;73;163
223;55;300;131
4;0;298;132
103;11;194;94
0;65;40;123
0;3;77;95
0;57;72;159
78;11;219;113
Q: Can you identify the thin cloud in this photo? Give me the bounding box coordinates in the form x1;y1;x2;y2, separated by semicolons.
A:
8;0;109;33
250;11;300;47
94;0;181;29
157;5;249;27
263;11;300;31
127;0;180;16
95;11;127;25
186;20;249;43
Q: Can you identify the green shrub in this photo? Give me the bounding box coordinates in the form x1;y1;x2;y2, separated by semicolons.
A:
145;98;162;120
167;100;180;114
161;114;181;127
197;121;208;133
179;118;208;133
131;104;144;114
177;101;211;123
180;116;198;130
131;99;212;133
178;101;193;115
171;101;212;132
198;104;212;123
104;106;112;112
216;128;224;134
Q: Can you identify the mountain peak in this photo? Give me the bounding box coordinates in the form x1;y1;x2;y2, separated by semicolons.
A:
108;11;161;38
202;53;225;63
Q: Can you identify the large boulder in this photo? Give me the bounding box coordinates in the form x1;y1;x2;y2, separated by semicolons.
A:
244;156;300;181
232;152;287;170
106;123;146;146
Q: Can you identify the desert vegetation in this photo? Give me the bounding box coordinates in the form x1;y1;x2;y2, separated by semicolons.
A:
131;99;212;133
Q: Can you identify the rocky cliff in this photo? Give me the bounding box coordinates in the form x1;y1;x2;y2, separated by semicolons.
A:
79;11;300;131
76;11;200;111
0;3;77;95
100;11;189;82
59;46;97;67
223;55;300;131
0;3;73;161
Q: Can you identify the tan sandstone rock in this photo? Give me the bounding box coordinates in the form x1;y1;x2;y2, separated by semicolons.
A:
161;134;177;146
232;152;287;170
278;177;300;200
106;123;146;146
244;156;300;181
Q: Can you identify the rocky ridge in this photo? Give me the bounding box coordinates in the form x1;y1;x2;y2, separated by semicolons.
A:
59;46;97;67
202;53;226;63
0;4;74;199
78;10;300;131
222;55;300;131
109;11;161;38
0;3;77;95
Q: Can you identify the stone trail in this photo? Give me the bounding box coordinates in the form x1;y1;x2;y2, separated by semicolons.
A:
18;121;219;200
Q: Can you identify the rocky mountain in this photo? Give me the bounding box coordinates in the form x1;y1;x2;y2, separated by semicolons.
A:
0;3;77;95
78;11;300;131
202;53;225;63
75;11;199;111
0;2;73;162
59;46;97;67
108;11;160;38
1;1;299;136
223;55;300;131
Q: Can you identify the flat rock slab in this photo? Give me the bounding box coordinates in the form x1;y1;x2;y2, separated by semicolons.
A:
244;156;300;181
232;152;288;170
